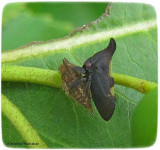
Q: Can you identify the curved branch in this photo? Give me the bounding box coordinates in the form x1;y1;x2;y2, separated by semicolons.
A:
2;65;157;94
113;73;157;94
2;65;61;88
1;94;48;148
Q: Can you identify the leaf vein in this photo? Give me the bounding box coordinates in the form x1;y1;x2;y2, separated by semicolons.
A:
72;102;80;145
105;123;114;147
115;90;137;105
2;19;157;63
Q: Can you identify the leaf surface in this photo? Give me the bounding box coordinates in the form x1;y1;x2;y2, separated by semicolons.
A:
2;3;157;148
132;87;157;147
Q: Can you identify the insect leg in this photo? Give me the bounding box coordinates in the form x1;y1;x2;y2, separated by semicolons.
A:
85;74;92;96
72;66;86;74
69;78;85;90
109;77;114;87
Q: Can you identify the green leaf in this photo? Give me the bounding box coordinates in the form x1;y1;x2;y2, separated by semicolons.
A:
2;94;48;148
2;2;107;51
2;114;28;148
2;3;74;50
2;2;157;148
26;2;108;28
132;87;158;147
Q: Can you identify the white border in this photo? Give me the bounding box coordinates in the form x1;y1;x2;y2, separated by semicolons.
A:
0;0;159;150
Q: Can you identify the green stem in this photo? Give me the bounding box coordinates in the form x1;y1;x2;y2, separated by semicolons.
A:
1;94;48;148
2;65;61;88
113;73;157;94
2;65;157;94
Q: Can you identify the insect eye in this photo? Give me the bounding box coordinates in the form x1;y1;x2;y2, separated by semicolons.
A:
85;61;91;69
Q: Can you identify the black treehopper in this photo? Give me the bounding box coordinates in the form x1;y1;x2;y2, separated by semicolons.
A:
59;38;116;121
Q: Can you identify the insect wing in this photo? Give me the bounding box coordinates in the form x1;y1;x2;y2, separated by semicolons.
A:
59;58;93;113
90;69;115;121
87;38;116;120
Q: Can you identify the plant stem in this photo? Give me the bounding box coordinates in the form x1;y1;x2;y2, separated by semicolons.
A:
113;73;157;94
2;65;61;88
2;65;157;94
1;94;48;148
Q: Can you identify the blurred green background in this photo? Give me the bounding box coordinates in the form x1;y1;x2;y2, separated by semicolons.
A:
2;2;157;148
2;2;108;51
